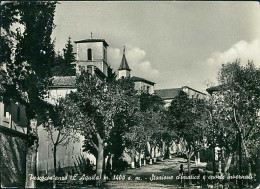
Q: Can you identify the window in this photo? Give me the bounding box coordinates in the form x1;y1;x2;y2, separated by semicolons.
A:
87;48;92;60
147;86;150;93
4;103;10;118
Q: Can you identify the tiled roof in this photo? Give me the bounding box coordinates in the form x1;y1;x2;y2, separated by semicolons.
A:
51;67;106;88
154;88;182;100
118;54;131;71
131;76;155;85
51;76;76;88
74;39;109;47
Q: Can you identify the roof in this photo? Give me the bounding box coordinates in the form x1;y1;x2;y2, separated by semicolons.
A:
206;85;224;95
118;53;131;71
51;76;76;88
182;86;207;95
74;39;109;47
155;86;206;99
130;76;155;85
155;88;182;100
51;67;107;88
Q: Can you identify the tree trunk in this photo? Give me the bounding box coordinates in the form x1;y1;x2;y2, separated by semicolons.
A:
138;151;142;167
238;134;243;188
223;153;232;189
212;144;217;188
25;142;37;188
241;135;252;187
96;136;104;186
160;141;165;160
218;158;222;176
130;149;135;169
164;144;169;159
25;119;38;188
53;145;57;188
197;151;200;165
257;147;260;185
106;153;112;179
168;145;172;159
0;133;2;188
153;147;157;162
187;154;192;186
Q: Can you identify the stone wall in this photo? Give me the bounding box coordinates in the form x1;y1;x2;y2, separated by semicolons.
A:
0;129;27;187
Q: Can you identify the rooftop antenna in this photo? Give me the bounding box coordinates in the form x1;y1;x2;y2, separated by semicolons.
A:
123;45;125;54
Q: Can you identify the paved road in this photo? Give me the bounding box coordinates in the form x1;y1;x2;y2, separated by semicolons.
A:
104;158;206;189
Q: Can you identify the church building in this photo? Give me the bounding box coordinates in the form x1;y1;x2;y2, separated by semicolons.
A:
37;37;156;174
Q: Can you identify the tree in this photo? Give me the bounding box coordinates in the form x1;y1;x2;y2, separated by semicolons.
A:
168;91;206;186
61;72;139;186
123;93;168;166
0;2;56;187
0;2;19;101
209;60;260;188
63;37;75;66
43;99;78;188
51;52;66;76
52;37;76;76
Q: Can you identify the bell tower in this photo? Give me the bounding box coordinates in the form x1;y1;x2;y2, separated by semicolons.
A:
118;46;131;79
73;36;109;76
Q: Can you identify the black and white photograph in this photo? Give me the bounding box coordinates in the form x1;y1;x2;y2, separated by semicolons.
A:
0;1;259;188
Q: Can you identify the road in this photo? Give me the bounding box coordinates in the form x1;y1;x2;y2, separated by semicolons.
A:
104;157;206;189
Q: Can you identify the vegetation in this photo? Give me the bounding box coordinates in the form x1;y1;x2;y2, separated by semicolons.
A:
60;72;139;186
1;3;259;188
43;99;79;188
0;2;56;188
206;60;260;188
168;91;206;186
51;37;76;76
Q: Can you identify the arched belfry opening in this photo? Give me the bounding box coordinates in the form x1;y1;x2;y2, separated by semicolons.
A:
87;48;92;60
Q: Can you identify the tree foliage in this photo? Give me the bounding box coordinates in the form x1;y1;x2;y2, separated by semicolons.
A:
210;60;260;178
168;91;206;154
61;71;139;184
1;2;56;120
52;37;76;76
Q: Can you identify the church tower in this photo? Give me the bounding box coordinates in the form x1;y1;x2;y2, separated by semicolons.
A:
73;36;109;77
118;47;131;79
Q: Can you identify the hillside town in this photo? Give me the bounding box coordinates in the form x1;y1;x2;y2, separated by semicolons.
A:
0;1;259;189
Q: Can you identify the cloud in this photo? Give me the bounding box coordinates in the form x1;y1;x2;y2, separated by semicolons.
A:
202;39;260;85
206;39;260;68
107;47;121;69
108;46;159;80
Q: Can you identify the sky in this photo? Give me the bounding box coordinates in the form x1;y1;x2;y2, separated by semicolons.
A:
52;1;259;92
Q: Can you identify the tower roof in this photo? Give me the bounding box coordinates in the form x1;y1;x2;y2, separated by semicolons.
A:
118;47;131;71
74;39;109;47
